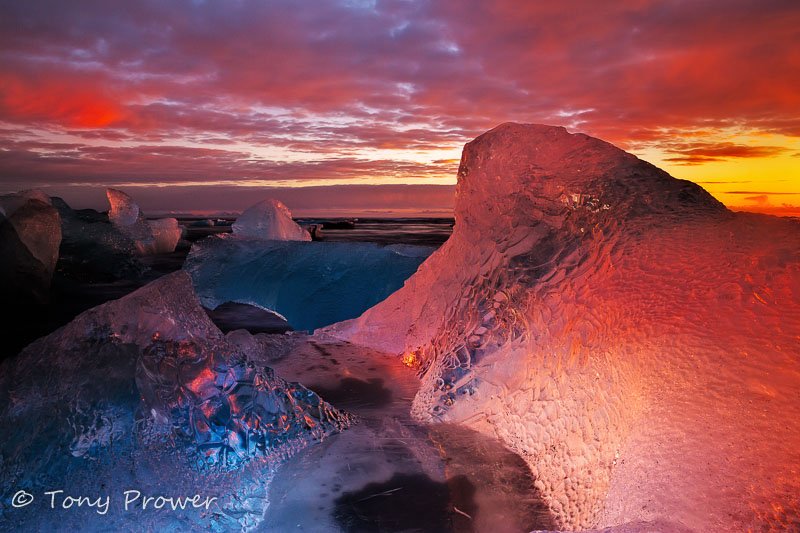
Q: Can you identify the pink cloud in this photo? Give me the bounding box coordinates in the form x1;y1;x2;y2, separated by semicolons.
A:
0;0;797;211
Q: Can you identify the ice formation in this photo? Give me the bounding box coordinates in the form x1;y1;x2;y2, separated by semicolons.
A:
147;216;182;253
0;190;62;301
106;188;181;254
184;238;432;331
52;196;146;280
232;198;311;241
0;271;351;530
326;123;800;530
204;301;292;334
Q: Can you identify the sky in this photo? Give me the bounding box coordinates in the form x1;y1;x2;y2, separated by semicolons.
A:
0;0;798;216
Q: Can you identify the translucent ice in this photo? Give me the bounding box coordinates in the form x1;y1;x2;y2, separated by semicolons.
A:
326;123;800;531
0;189;62;302
232;198;311;241
106;188;180;254
0;271;352;530
147;216;182;253
184;237;432;331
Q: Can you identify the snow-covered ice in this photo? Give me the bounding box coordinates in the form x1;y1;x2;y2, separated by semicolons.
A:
232;198;311;241
184;237;432;331
325;123;800;531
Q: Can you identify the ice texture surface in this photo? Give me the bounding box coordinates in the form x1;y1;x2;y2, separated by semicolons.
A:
147;216;182;253
0;271;352;531
184;237;432;331
105;188;180;254
232;198;311;241
325;123;800;531
106;187;141;227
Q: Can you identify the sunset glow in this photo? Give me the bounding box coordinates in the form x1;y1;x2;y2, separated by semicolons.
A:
1;0;798;215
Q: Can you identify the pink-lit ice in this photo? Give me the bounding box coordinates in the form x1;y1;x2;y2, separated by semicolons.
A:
106;188;182;254
325;123;800;531
147;216;182;253
232;198;311;241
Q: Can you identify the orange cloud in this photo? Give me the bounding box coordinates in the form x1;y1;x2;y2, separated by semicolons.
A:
660;142;790;165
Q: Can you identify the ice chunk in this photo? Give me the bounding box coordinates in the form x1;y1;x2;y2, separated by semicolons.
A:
106;188;180;254
325;123;800;531
136;336;351;468
184;238;432;331
0;188;52;216
0;271;351;530
0;190;62;302
147;217;182;253
106;187;142;226
232;198;311;241
106;187;156;252
53;196;146;280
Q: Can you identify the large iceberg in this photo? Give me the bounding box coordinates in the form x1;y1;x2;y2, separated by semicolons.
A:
106;188;182;254
0;271;351;530
185;237;432;331
232;198;311;241
325;123;800;531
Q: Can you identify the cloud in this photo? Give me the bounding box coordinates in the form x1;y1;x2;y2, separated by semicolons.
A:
726;191;800;217
743;194;769;205
724;191;800;195
1;1;798;140
0;138;456;186
35;183;456;217
659;142;790;165
0;0;798;210
728;203;800;217
693;180;753;185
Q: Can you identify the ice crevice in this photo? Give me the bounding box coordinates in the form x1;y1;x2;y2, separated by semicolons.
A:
324;123;800;531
